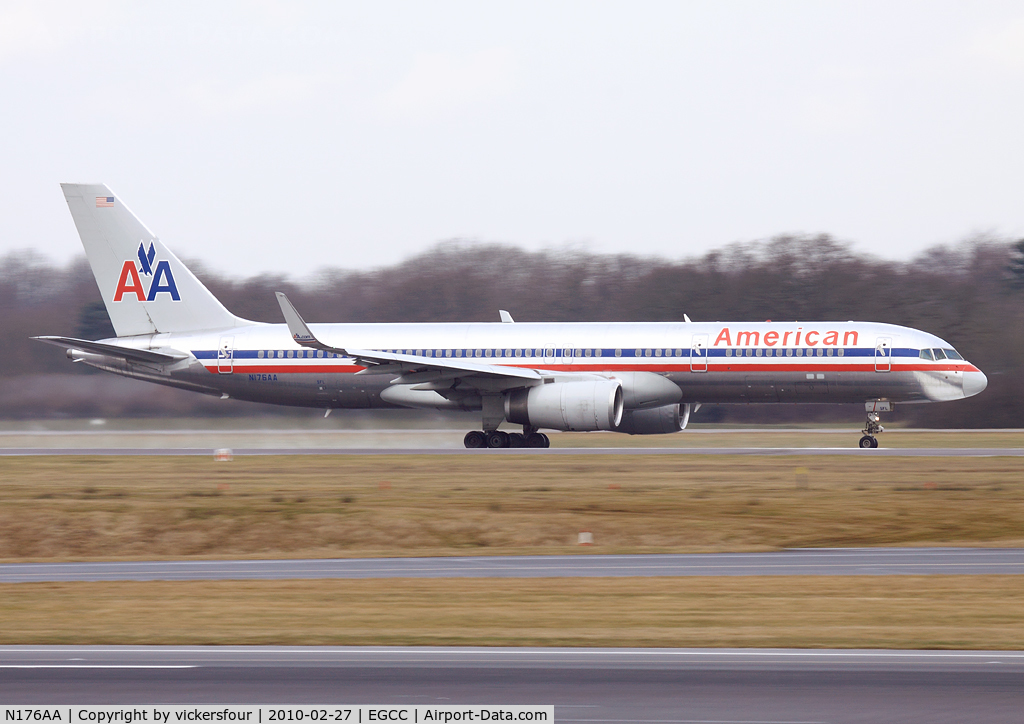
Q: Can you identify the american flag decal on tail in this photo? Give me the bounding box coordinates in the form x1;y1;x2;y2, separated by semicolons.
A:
95;196;114;207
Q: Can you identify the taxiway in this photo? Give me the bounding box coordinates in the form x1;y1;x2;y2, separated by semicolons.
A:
1;646;1022;723
3;548;1022;582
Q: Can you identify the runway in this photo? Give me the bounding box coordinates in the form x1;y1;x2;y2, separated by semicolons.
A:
2;646;1022;723
3;548;1022;582
4;446;1024;456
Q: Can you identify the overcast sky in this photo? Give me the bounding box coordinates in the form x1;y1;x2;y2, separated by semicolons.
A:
3;0;1024;277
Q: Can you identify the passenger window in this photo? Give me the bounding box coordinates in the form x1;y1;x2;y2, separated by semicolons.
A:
726;349;732;357
817;348;823;357
317;350;324;358
615;349;622;357
826;348;832;357
786;349;793;357
655;348;662;357
595;348;602;357
933;349;947;360
755;348;762;357
257;350;264;359
838;349;844;357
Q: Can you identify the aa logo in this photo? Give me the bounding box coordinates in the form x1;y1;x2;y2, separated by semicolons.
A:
113;241;180;302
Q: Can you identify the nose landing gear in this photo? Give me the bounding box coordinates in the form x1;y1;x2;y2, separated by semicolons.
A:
858;408;886;449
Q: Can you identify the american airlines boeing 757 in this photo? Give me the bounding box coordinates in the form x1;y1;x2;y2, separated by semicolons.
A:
35;184;988;449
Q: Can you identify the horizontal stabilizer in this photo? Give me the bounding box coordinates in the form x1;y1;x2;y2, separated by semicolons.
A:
32;336;188;364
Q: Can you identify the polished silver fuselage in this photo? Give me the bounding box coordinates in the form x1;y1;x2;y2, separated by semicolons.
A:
82;320;985;410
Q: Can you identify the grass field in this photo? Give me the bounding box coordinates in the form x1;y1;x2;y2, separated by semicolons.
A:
1;576;1022;648
2;454;1023;561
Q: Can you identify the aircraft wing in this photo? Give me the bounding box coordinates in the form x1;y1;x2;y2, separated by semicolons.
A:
32;336;188;365
275;293;542;382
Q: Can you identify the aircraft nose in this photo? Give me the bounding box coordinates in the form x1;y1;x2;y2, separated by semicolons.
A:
963;370;988;398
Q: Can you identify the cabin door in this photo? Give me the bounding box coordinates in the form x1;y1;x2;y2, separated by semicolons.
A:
690;334;709;372
217;336;235;374
874;337;892;372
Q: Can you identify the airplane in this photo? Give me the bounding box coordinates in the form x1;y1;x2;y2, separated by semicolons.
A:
34;183;988;449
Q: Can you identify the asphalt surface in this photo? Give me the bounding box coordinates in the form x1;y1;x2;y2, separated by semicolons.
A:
3;446;1024;456
2;646;1022;723
3;548;1022;583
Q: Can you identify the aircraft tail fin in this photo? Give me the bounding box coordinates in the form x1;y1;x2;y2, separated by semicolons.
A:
60;183;248;337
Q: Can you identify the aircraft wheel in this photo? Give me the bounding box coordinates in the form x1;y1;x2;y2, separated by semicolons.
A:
540;433;550;448
858;435;876;449
486;430;510;448
525;432;547;448
464;431;486;448
508;432;526;448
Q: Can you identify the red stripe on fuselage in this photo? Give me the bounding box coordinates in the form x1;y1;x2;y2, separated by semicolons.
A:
204;364;367;374
204;362;979;375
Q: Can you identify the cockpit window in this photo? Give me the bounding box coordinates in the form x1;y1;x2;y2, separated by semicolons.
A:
919;349;934;361
943;348;964;361
932;348;947;360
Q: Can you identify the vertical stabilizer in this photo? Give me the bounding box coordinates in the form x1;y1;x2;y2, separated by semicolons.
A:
61;183;247;337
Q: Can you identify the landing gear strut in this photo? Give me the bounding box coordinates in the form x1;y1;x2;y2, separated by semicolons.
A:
463;429;550;448
859;412;884;449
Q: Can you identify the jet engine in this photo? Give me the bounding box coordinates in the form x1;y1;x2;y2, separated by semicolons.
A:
505;380;624;432
614;403;692;435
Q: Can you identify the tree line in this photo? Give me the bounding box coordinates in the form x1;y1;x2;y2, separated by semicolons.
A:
2;235;1022;426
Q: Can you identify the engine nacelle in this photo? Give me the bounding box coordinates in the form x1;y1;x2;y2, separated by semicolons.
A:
614;371;682;409
614;403;691;435
505;380;624;432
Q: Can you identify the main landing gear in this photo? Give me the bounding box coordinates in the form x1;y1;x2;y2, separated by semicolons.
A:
859;412;884;449
463;430;550;448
